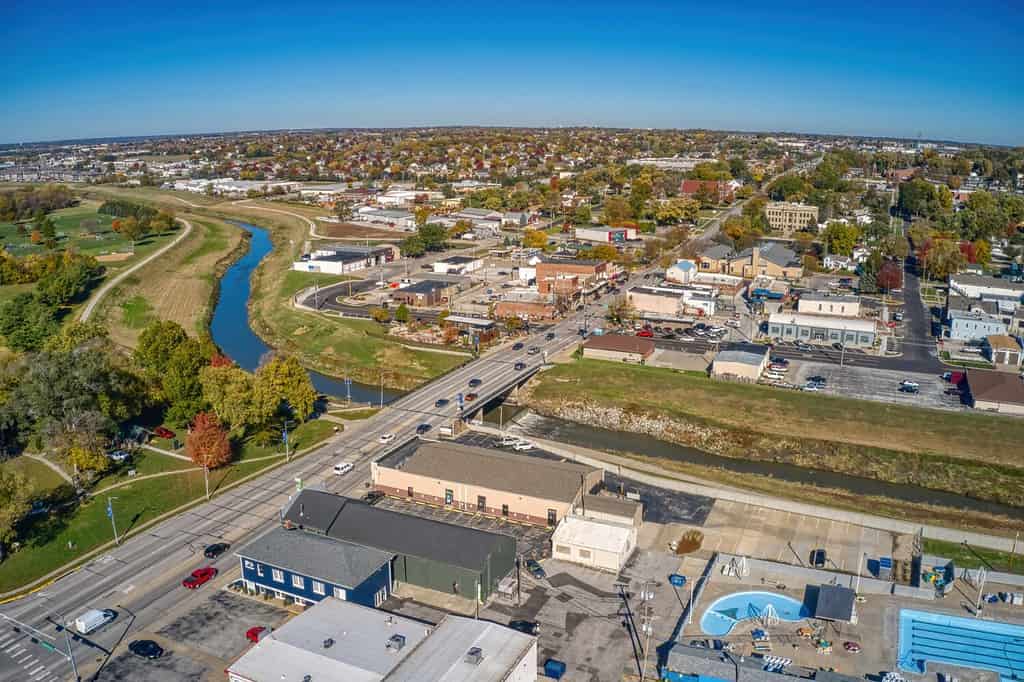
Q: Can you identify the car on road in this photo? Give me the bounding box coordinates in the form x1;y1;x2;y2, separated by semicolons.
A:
434;398;450;408
182;566;217;589
769;356;789;367
74;608;117;635
512;342;524;351
810;549;827;568
662;333;676;340
802;384;821;392
512;440;533;451
245;626;267;643
832;342;845;351
468;378;483;388
807;375;827;384
465;392;478;401
898;384;920;394
333;462;354;475
525;558;546;579
416;423;432;435
378;433;395;445
108;450;131;463
362;490;385;505
545;332;556;340
500;435;519;446
725;319;740;328
508;620;540;636
527;346;540;355
636;329;654;337
893;312;904;321
794;341;813;351
203;542;230;559
153;426;175;440
128;640;164;660
514;362;526;371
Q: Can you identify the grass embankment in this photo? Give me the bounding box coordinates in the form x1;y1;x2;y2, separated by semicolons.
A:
222;201;466;389
91;216;245;346
922;538;1022;573
0;419;335;593
525;360;1024;524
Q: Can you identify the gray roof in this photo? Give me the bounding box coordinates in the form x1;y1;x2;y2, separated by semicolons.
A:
581;494;641;519
814;584;856;621
236;526;392;589
283;489;347;533
438;255;481;265
951;273;1024;292
399;279;449;295
701;244;733;260
754;242;800;267
378;441;595;504
801;292;859;303
716;350;766;366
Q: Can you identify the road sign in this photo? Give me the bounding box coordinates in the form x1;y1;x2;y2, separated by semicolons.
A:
38;641;56;653
105;501;113;519
669;574;686;587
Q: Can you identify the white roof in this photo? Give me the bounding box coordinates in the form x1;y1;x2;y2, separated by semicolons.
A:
386;616;534;681
768;311;875;333
226;599;430;682
551;516;633;555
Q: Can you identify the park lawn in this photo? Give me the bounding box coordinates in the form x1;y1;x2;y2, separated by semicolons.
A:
328;408;380;420
280;270;354;297
922;538;1022;573
91;449;197;492
236;419;338;462
0;418;335;593
530;359;1024;469
91;216;244;346
80;185;222;210
0;456;67;497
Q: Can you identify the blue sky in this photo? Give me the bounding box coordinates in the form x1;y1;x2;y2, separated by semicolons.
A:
3;0;1022;145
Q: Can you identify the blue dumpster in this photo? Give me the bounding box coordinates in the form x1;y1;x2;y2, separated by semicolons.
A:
544;658;567;679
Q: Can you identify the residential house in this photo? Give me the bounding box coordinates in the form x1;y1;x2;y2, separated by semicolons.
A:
984;335;1022;370
964;371;1024;416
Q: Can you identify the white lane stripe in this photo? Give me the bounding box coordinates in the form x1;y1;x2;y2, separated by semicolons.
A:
33;672;50;681
28;664;46;674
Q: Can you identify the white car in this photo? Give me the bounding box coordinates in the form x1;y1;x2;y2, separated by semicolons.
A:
512;441;534;451
378;433;395;444
499;435;519;446
333;462;354;476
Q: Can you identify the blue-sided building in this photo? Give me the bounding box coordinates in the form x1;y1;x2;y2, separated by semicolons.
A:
236;526;393;609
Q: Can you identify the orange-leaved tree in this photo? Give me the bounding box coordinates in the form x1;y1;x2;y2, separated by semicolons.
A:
186;412;232;469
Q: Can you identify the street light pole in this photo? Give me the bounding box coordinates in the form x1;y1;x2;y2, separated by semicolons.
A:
283;420;294;461
204;465;210;500
36;595;80;682
1;613;79;682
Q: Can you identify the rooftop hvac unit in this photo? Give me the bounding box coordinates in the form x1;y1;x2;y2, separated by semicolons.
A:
322;638;334;649
465;647;484;665
387;634;406;651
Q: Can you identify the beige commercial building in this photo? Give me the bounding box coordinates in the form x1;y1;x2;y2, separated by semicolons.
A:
371;441;602;527
582;334;655;364
765;201;819;235
551;516;637;573
797;293;861;317
711;346;769;382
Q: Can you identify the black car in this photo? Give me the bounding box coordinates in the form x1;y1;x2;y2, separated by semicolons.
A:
468;378;482;388
512;342;524;351
811;549;827;568
694;323;707;330
525;558;546;580
514;362;526;371
545;332;556;340
509;620;540;636
899;384;920;394
362;490;385;505
434;398;450;408
662;333;676;340
808;375;827;384
527;346;540;355
769;356;789;366
832;342;844;351
204;543;230;559
128;640;164;660
416;423;432;435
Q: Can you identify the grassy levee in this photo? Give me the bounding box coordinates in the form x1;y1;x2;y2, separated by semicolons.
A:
524;359;1024;531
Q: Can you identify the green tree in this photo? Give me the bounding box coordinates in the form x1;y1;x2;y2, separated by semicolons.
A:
162;338;208;426
822;222;860;256
43;321;109;352
655;198;699;225
414;206;432;227
417;223;447;251
629;177;653;218
253;355;317;421
0;294;59;352
135;320;189;374
35;257;102;306
919;238;966;280
573;204;592;225
0;468;32;560
400;235;426;258
602;196;632;225
394;303;410;324
199;364;257;430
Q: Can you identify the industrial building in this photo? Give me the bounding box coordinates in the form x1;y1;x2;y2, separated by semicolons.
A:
293;244;396;275
390;279;459;307
372;441;602;527
767;311;876;348
574;225;638;244
432;255;484;275
282;490;516;601
627;285;716;319
711;344;770;382
226;598;537;682
550;515;637;573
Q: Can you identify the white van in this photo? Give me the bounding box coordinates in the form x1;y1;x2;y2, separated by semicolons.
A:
333;462;354;476
763;372;785;382
74;609;115;635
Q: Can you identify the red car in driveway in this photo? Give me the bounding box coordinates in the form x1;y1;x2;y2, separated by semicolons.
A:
636;329;654;337
182;566;217;589
245;626;267;643
153;427;175;440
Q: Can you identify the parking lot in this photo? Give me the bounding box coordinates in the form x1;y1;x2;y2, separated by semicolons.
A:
790;360;962;410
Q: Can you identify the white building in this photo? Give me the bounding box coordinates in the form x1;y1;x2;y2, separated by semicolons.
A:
627;285;716;319
293;245;395;276
767;312;876;348
665;259;697;285
355;208;417;230
797;293;861;318
949;274;1024;312
551;515;637;573
432;256;484;275
574;226;638;244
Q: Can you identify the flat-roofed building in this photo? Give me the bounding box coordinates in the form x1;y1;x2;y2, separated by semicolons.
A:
797;292;861;317
948;309;1007;342
293;244;396;275
372;441;601;527
551;515;637;573
768;311;876;348
582;334;655;363
711;345;770;381
390;279;458;307
965;370;1024;415
574;225;638;243
536;259;610;296
627;285;716;319
432;255;484;275
765;201;819;235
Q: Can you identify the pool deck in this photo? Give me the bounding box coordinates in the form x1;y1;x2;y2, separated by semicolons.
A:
675;556;1024;682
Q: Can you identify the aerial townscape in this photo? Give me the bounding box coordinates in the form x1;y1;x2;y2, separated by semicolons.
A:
0;3;1022;682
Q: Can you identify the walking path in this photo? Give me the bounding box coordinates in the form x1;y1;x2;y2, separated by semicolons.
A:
140;443;191;461
79;218;195;321
468;424;1019;553
22;454;73;485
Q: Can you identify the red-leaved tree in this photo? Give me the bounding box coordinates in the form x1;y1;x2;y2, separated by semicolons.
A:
209;353;233;368
186;412;232;469
877;260;904;292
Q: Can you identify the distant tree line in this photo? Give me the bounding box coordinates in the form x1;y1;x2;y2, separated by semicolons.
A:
0;185;76;222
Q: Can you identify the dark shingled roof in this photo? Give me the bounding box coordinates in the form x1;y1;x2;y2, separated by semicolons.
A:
583;334;655;356
282;489;346;534
236;526;392;589
814;584;856;622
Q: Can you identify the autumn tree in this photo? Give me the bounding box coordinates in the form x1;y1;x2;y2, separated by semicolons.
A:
414;205;432;227
187;411;232;469
253;355;317;421
876;260;903;292
822;222;860;256
0;469;32;560
522;230;548;249
199;364;257;430
333;200;353;221
135;320;189;374
602;196;632;225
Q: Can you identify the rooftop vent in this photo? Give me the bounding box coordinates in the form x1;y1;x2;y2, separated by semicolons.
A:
386;634;406;652
322;638;334;649
465;647;484;665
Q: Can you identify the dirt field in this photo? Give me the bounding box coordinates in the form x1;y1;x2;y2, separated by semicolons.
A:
92;215;244;347
317;221;401;239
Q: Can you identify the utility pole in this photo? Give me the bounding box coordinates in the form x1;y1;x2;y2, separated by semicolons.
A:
379;371;385;408
204;465;210;500
36;594;80;682
282;420;294;461
106;497;119;545
638;580;657;682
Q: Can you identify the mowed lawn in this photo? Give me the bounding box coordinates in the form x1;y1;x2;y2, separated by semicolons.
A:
0;456;68;497
530;359;1024;468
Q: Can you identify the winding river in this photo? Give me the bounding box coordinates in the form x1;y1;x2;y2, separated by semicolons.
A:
209;221;400;404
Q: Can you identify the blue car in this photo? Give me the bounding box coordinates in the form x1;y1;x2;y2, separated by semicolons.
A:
434;398;450;408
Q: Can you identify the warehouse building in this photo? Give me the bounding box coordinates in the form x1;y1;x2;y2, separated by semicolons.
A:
712;344;770;382
767;311;876;348
282;490;516;601
372;441;602;527
574;225;638;243
582;334;655;363
797;292;861;318
293;244;395;275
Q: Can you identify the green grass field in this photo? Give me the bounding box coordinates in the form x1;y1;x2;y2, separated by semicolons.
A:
0;456;67;498
922;538;1022;573
120;294;154;329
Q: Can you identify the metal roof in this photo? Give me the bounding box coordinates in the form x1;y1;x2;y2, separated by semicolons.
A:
814;584;856;622
283;489;347;534
551;516;633;555
715;350;767;367
235;526;392;589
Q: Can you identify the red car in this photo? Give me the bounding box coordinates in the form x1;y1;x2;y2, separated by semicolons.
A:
636;329;654;337
154;427;175;440
245;626;267;643
182;566;217;589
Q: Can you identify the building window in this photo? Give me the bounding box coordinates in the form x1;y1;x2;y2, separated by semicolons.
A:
555;545;571;555
272;568;284;583
477;495;486;511
375;587;387;608
333;586;346;600
292;575;305;589
445;489;453;505
312;581;325;596
578;548;592;559
502;504;509;517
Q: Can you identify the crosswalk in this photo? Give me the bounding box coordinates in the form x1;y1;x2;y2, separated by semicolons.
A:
0;630;62;681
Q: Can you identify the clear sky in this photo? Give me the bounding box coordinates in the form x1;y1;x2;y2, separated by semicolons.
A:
3;0;1021;145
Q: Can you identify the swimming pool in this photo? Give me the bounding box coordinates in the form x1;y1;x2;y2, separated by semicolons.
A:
898;609;1024;682
700;591;810;636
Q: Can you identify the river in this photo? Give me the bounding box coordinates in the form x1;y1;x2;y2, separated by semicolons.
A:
209;221;401;404
490;409;1024;519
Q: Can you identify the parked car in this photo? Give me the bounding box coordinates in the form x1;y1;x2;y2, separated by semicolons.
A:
128;640;164;660
832;342;845;351
802;384;821;392
74;608;117;635
509;620;540;636
807;375;827;384
362;490;385;505
435;398;450;408
545;332;556;340
203;542;230;559
514;362;526;371
636;329;654;337
182;567;217;589
512;342;524;351
662;333;676;340
333;462;354;475
378;433;395;444
512;440;534;451
153;427;175;440
465;392;478;401
769;356;789;367
416;424;432;435
500;435;519;446
525;558;546;580
725;319;740;328
843;641;862;653
108;450;131;463
795;341;813;351
245;626;267;644
468;378;483;388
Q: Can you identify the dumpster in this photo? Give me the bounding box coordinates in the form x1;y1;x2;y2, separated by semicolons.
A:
544;658;567;679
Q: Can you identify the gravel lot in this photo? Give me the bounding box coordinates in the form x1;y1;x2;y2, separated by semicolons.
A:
156;590;289;661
